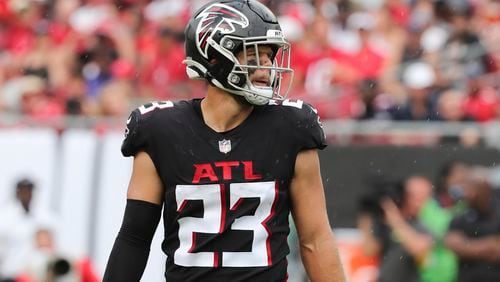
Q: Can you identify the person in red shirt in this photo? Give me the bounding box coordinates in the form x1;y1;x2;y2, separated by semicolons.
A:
463;78;498;122
137;23;187;100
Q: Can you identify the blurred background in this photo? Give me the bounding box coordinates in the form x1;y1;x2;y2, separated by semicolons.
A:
0;0;499;281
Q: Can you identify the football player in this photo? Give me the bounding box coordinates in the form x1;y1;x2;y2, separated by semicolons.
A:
103;0;345;281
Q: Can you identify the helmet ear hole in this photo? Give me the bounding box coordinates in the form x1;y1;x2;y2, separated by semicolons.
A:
228;73;246;87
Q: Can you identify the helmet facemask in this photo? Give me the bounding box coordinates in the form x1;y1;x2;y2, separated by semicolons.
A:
220;34;294;105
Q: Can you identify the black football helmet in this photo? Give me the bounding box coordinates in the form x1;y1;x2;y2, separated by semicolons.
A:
184;0;294;105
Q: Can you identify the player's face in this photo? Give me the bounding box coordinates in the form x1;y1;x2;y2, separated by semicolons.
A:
236;45;274;87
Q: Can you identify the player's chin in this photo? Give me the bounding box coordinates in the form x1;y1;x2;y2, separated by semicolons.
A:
232;93;253;106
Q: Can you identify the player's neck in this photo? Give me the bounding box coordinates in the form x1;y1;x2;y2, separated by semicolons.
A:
201;87;254;133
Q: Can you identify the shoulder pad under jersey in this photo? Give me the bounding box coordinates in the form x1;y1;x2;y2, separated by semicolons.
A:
271;99;327;150
121;101;175;156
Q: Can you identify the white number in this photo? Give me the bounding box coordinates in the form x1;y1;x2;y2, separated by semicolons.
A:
223;182;275;267
282;99;303;109
175;184;222;267
138;101;174;114
174;181;277;267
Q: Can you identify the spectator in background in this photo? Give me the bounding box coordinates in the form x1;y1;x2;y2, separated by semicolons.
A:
18;76;65;119
19;228;98;282
417;175;458;282
0;73;64;120
435;161;470;212
78;34;118;99
0;178;55;282
438;1;495;90
344;11;386;81
473;0;500;71
436;89;482;146
463;75;499;122
90;80;133;134
389;61;439;121
137;0;189;99
137;23;187;100
94;80;132;117
375;2;409;101
358;176;433;282
297;12;337;98
436;89;473;122
1;75;43;114
355;79;393;120
445;166;500;282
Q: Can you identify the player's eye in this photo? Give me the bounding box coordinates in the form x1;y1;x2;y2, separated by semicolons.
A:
247;58;258;66
245;51;256;62
265;50;274;59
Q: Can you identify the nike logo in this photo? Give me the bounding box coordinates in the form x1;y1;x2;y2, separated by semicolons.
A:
126;116;132;125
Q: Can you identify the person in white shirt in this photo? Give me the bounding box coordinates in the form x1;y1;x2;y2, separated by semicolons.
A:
0;179;55;281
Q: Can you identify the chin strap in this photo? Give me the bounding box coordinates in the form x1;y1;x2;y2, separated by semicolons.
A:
184;58;274;106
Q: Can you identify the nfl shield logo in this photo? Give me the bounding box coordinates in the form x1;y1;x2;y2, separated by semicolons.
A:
218;139;232;154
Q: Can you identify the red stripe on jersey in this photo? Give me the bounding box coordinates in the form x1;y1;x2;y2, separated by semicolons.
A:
262;180;279;266
214;252;220;268
230;198;244;211
188;232;196;253
219;184;226;233
284;258;289;282
177;200;187;212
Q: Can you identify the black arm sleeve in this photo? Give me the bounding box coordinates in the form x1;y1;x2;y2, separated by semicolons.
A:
103;199;162;282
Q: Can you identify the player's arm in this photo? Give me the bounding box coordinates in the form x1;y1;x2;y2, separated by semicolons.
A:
290;149;346;282
103;151;164;282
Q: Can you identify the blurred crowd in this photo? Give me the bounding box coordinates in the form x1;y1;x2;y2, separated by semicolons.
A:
0;0;498;122
357;161;500;282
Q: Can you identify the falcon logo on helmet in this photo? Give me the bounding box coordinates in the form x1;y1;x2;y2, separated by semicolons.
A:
195;3;249;59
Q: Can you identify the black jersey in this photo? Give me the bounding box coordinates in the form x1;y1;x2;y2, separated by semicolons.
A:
121;98;326;281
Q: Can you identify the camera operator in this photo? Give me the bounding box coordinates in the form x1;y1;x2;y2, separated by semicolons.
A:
21;228;98;282
358;176;433;282
22;228;78;282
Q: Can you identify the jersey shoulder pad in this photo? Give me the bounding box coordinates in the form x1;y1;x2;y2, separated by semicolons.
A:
270;99;327;150
121;101;176;157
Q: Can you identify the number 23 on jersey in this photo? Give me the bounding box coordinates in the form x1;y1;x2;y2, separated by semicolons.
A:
175;181;277;268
